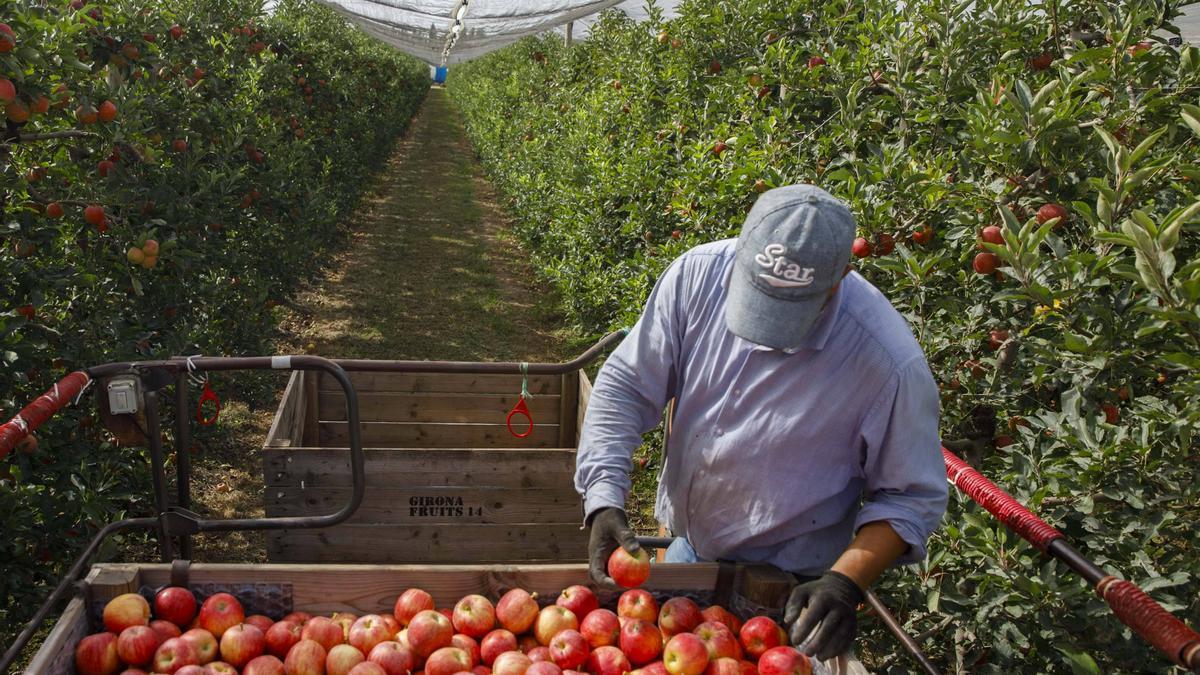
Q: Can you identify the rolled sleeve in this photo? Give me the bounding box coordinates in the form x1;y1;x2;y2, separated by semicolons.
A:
574;257;687;522
854;357;947;565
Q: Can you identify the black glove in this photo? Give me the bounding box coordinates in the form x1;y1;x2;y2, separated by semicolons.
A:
587;507;641;586
784;571;864;661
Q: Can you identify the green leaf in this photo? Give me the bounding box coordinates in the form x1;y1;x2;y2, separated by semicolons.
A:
1181;103;1200;138
1128;126;1167;165
1057;649;1101;675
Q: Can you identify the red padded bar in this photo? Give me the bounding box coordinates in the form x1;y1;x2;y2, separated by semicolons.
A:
1098;578;1200;669
0;371;90;460
942;447;1065;551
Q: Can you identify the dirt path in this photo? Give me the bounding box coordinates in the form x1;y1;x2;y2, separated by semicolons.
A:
183;87;575;561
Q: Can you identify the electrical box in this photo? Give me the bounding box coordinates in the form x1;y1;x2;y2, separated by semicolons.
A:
106;377;140;415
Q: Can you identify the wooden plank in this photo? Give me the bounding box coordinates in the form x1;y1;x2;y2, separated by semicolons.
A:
120;562;726;617
577;370;592;446
303;371;320;446
265;371;304;447
319;371;560;395
26;595;90;675
266;524;589;564
736;565;795;610
558;372;579;447
319;421;559;448
318;392;561;424
266;487;583;524
287;371;308;450
264;448;578;489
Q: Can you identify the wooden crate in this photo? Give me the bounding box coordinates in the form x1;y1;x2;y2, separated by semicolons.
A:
262;369;594;563
28;562;796;675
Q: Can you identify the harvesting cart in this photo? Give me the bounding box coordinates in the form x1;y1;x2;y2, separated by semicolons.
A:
1;335;1198;673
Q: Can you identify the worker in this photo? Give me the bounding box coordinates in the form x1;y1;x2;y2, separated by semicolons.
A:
576;184;948;665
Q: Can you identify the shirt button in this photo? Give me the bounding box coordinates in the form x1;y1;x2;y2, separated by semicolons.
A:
733;388;741;396
715;429;724;436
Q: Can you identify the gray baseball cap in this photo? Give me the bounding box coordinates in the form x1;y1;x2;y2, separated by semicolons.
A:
725;185;856;350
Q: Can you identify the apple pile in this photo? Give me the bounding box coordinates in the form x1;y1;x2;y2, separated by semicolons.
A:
74;584;816;675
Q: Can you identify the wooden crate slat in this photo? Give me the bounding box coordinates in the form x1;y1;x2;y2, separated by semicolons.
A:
319;371;561;395
265;524;589;564
25;595;89;674
577;370;592;446
265;371;305;448
265;448;578;489
319;421;559;448
265;486;582;524
317;391;562;424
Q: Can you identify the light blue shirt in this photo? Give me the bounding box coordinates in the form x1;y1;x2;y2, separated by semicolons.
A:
575;239;947;576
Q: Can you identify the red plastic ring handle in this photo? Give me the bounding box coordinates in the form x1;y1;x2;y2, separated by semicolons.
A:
196;381;221;426
506;397;533;438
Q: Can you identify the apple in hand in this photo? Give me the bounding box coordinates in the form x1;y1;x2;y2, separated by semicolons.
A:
608;547;651;588
495;589;539;634
104;593;151;633
155;587;199;628
756;647;812;675
75;632;121;675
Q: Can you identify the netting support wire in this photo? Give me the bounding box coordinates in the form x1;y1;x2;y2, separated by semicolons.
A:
942;447;1200;671
441;0;470;67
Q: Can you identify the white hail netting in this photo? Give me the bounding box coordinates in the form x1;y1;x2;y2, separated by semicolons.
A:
314;0;632;65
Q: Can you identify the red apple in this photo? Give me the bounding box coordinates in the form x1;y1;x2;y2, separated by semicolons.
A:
973;252;999;275
607;547;651;588
104;593;151;633
663;634;709;675
637;662;670;675
153;637;201;674
284;639;328;675
219;623;265;667
737;618;785;660
117;625;161;666
175;668;205;675
528;646;552;663
620;619;663;666
349;664;389;675
265;620;302;658
198;593;245;639
333;612;359;640
475;666;493;675
243;654;286;675
155;587;199;628
555;586;598;620
658;598;703;637
381;615;402;636
493;650;534;675
302;616;347;651
283;611;313;625
534;606;579;645
617;590;659;623
518;635;540;653
548;629;589;670
410;609;456;658
756;648;811;675
694;622;740;661
579;609;620;649
439;608;455;621
851;237;872;258
453;633;481;665
980;225;1004;246
204;663;237;675
453;595;497;638
480;624;518;662
246;615;274;634
482;629;519;665
370;641;416;675
495;589;539;634
705;659;741;675
586;646;632;675
738;661;756;675
351;614;395;655
75;632;121;675
427;647;474;675
699;608;740;635
152;620;183;641
1036;203;1069;225
528;662;562;675
328;643;367;675
181;629;218;664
